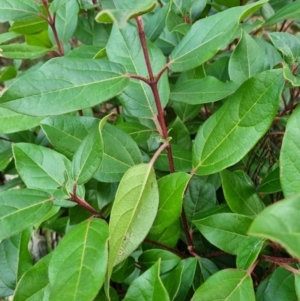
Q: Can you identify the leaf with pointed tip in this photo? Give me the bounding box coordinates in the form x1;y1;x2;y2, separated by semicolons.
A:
0;58;129;116
48;219;109;301
193;69;284;175
162;266;183;301
248;195;300;260
169;0;268;72
191;269;255;301
0;189;53;240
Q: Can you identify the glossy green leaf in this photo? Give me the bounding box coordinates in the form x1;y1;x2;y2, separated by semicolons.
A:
48;219;109;301
95;123;143;182
10;17;48;35
0;66;17;82
191;269;255;301
150;172;190;233
259;165;281;193
112;257;136;283
264;1;300;27
198;257;219;281
194;213;253;255
13;253;52;301
0;58;129;116
106;23;169;118
108;163;158;273
220;169;265;216
0;0;42;22
236;237;264;270
248;195;300;259
192;69;284;175
13;143;71;193
172;102;201;122
0;189;53;240
170;77;238;104
280;105;300;196
139;250;180;274
283;63;300;86
116;122;153;143
123;259;170;301
229;31;269;84
0;44;50;59
162;266;183;301
96;0;157;28
169;0;268;72
193;204;231;221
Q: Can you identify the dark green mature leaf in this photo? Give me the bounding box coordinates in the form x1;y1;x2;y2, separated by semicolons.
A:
106;23;169;118
123;259;170;301
248;195;300;259
162;266;183;301
0;66;17;82
96;0;157;28
169;0;268;72
0;189;53;240
198;257;219;282
13;253;52;301
229;31;269;84
0;0;42;22
168;117;192;150
150;172;190;233
194;213;253;255
0;58;129;116
108;163;158;274
193;69;284;175
191;269;255;301
112;257;135;283
220;170;265;216
0;44;50;59
259;165;281;193
48;219;109;301
13;143;71;193
170;77;238;104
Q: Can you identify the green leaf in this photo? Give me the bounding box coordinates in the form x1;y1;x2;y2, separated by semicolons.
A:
0;31;22;44
116;122;153;143
0;58;129;116
170;77;238;104
220;169;265;216
10;17;48;34
123;259;170;301
0;0;42;22
191;269;255;301
168;117;192;150
192;69;284;175
112;257;136;283
48;219;109;301
172;102;201;122
259;165;281;194
198;257;219;281
94;123;143;182
248;195;300;259
106;23;169;118
283;63;300;86
236;237;264;270
229;31;270;84
264;1;300;27
162;266;183;301
0;44;50;59
13;253;52;301
0;189;53;240
108;163;158;275
295;274;300;300
96;0;157;28
193;213;253;255
169;0;268;72
280;105;300;196
0;66;17;82
150;172;190;233
13;143;71;193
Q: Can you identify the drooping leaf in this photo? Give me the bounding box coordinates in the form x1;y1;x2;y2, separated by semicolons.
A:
193;213;253;255
0;189;53;240
0;44;50;59
48;219;109;301
192;69;284;175
191;269;255;301
169;0;268;72
248;195;300;260
0;58;129;116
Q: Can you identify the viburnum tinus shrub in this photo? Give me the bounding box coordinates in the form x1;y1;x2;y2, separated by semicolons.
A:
1;0;300;300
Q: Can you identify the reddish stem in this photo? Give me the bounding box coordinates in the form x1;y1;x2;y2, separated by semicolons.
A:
259;255;300;264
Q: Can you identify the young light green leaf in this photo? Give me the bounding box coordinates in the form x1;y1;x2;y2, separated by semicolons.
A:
10;17;48;35
248;195;300;260
169;0;268;72
193;69;284;175
193;213;253;255
280;105;300;197
0;189;53;240
229;30;270;84
96;0;157;28
48;219;109;301
170;77;238;104
13;143;71;193
150;172;190;233
123;259;170;301
220;169;265;216
0;44;50;59
0;58;129;116
108;163;159;273
0;0;42;22
191;269;255;301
